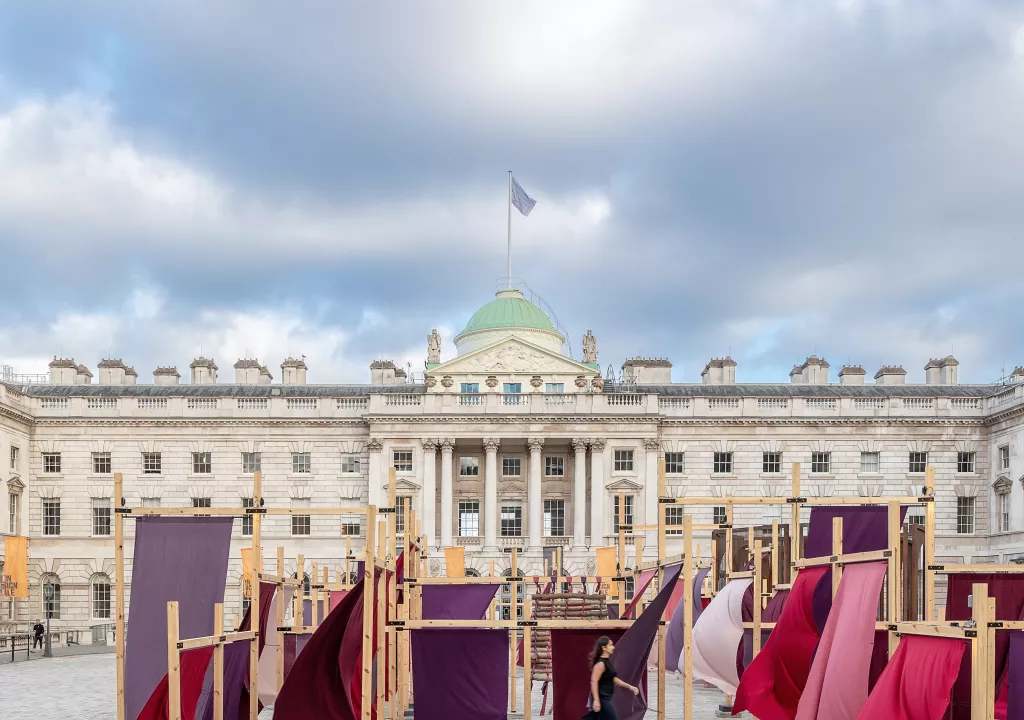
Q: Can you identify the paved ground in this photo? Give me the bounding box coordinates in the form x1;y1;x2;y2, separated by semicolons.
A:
0;654;737;719
0;642;114;665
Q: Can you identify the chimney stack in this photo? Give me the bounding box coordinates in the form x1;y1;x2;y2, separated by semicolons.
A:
924;355;959;385
1011;366;1024;384
621;358;673;384
370;359;399;385
98;359;129;385
258;365;273;385
838;365;866;386
281;357;307;384
700;357;736;385
233;358;261;384
153;367;180;386
190;357;218;385
791;355;829;385
47;358;76;384
874;365;907;385
124;366;137;385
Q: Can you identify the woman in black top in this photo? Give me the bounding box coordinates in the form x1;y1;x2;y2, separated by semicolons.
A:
583;636;638;720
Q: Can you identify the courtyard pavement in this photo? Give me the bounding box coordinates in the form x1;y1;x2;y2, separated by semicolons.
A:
0;653;737;719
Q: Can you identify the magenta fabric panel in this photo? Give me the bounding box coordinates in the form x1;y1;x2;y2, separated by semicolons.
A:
619;569;659;621
421;583;500;620
855;636;965;720
1006;632;1024;720
796;562;887;720
124;517;233;720
666;566;711;672
330;590;349;613
550;630;627;720
411;630;509;720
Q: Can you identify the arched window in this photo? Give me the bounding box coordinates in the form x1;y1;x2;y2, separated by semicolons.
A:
303;573;311;597
500;569;525;621
465;568;481;578
91;574;112;619
41;573;61;620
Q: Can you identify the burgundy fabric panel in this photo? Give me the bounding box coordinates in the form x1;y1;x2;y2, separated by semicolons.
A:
411;630;509;720
421;583;500;620
855;636;965;720
946;574;1024;720
805;506;907;559
273;578;365;720
1007;632;1024;720
733;566;829;720
867;631;890;692
740;589;792;676
665;566;711;673
137;647;215;720
125;517;233;720
550;630;627;720
611;565;681;720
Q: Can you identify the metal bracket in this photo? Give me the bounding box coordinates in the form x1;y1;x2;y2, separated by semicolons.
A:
786;497;808;504
658;498;676;504
917;496;935;503
518;621;538;627
245;508;267;514
927;564;945;571
115;508;132;514
965;630;978;638
989;621;1005;628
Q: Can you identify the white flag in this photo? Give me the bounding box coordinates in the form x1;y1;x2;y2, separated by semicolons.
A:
510;175;537;216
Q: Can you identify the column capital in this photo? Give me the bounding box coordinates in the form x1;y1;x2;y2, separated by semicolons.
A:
589;437;607;451
571;437;589;454
421;438;438;452
644;437;661;451
527;437;545;452
483;437;501;453
439;437;456;453
366;438;384;453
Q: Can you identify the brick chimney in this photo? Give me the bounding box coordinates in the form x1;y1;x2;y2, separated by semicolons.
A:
924;355;958;385
874;365;907;385
791;356;829;384
281;357;307;384
838;365;866;386
370;359;399;385
701;357;736;385
98;359;129;385
190;357;218;384
153;367;180;386
233;358;261;384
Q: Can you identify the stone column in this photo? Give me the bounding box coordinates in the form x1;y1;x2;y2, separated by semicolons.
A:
367;438;383;509
484;438;500;549
528;438;544;547
644;438;660;554
440;438;455;547
589;438;607;545
421;439;437;548
572;438;588;548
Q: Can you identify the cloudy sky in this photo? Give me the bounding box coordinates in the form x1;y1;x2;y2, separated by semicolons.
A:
1;1;1023;384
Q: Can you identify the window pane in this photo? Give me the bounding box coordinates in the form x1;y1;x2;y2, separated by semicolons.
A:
192;452;212;474
292;452;312;474
500;505;522;537
460;383;479;393
666;506;684;535
860;452;880;473
241;498;253;536
43;578;61;619
957;452;975;474
713;506;727;525
92;499;111;536
713;452;732;474
908;452;928;474
42;453;61;474
460;457;480;476
614;450;634;472
43;500;60;536
342;456;360;474
502;458;521;477
92;453;112;474
545;383;564;393
393;451;413;472
956;497;975;534
545;456;564;477
458;501;480;536
92;578;111;619
762;453;781;474
612;496;634;532
241;452;261;473
664;452;685;475
811;452;831;474
543;500;565;536
292;499;311;536
143;452;162;474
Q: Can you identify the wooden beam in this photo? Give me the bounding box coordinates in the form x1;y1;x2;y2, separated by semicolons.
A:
177;630;258;651
168;601;181;720
970;583;991;720
114;472;126;720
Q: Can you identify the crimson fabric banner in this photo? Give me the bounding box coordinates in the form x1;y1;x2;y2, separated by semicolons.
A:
137;647;215;720
854;636;965;720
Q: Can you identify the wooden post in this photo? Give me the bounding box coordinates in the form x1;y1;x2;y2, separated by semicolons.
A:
887;500;901;658
276;547;285;692
523;597;533;720
510;546;518;713
168;601;181;720
970;583;991;720
114;472;126;720
924;467;936;620
249;470;262;720
771;520;780;588
311;561;320;628
657;456;667;720
618;492;627;619
987;596;997;716
791;463;801;578
376;520;386;720
682;514;693;720
213;602;224;720
831;517;843;599
294;554;304;633
725;499;734;581
361;506;377;720
752;540;762;656
387;469;398;720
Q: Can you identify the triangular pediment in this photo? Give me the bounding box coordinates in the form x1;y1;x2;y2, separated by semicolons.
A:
606;479;643;492
994;475;1013;493
395;478;421;492
6;476;24;492
426;337;598;378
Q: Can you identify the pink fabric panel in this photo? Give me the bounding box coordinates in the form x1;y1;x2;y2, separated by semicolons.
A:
855;636;964;720
796;562;887;720
329;589;349;613
620;569;658;620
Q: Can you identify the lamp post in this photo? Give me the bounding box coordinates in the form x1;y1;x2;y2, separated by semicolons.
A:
43;585;53;658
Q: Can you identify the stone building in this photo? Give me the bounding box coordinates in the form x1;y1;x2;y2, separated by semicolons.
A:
2;287;1024;635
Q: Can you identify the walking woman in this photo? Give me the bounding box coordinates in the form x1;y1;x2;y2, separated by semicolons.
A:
583;636;638;720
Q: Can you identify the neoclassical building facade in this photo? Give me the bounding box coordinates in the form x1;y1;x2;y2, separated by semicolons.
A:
2;287;1024;632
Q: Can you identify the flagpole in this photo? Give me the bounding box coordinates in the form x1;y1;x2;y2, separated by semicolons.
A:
507;170;512;290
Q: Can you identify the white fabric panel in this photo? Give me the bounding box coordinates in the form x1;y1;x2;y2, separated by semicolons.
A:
686;578;751;696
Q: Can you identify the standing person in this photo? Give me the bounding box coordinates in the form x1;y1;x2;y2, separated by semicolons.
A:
32;619;44;651
583;636;638;720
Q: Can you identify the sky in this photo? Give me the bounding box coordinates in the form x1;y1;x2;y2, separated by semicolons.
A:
1;1;1023;385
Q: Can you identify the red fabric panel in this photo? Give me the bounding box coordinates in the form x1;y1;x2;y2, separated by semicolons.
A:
550;630;627;720
856;636;965;720
137;647;215;720
733;566;829;720
946;574;1024;720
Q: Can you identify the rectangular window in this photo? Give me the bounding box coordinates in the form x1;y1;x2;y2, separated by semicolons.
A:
241;498;253;536
92;580;111;619
92;498;111;536
543;500;565;536
341;456;360;474
545;456;564;477
241;452;261;473
142;497;161;509
292;452;312;474
42;452;61;474
458;501;480;537
957;452;976;474
192;497;212;508
713;506;727;525
92;452;112;475
10;446;18;470
666;506;684;535
1000;446;1010;471
340;500;362;537
501;504;523;537
8;493;18;534
957;497;975;534
762;452;782;474
905;507;926;527
393;450;413;473
860;452;880;474
811;452;831;474
459;457;480;477
908;452;928;474
396;497;408;535
503;383;522;394
614;450;634;472
664;452;685;475
292;499;311;536
460;383;479;393
502;457;521;477
142;452;162;474
612;496;634;533
713;452;732;474
192;452;212;474
545;383;564;393
1000;493;1011;533
42;500;60;536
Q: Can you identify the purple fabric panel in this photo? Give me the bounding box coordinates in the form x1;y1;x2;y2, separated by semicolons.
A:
420;584;500;620
805;506;908;559
611;564;682;720
665;566;711;673
302;598;327;625
1008;633;1024;720
607;604;620;620
124;517;233;720
412;629;509;720
812;570;834;636
740;588;791;675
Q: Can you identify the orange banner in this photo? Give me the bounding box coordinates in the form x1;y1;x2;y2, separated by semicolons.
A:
2;536;28;598
240;548;254;598
596;546;618;597
443;547;465;577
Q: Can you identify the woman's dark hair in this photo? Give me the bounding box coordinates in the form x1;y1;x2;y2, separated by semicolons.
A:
591;636;612;666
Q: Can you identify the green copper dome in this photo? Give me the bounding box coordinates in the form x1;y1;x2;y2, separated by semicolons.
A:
456;289;558;338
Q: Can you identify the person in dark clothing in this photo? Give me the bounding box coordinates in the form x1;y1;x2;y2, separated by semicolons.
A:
582;636;638;720
32;619;44;650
